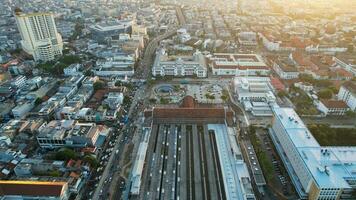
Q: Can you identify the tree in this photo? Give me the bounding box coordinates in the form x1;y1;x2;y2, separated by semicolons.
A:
123;82;134;91
59;55;81;65
70;21;84;41
205;93;215;100
10;48;22;54
123;96;131;105
315;79;332;88
83;155;99;168
277;91;288;98
173;85;180;92
55;148;77;161
347;44;354;53
37;61;66;75
93;81;104;91
160;98;169;104
346;110;356;117
115;80;122;87
34;98;43;105
221;94;228;102
149;98;157;104
49;170;61;177
317;89;333;99
299;74;315;84
308;124;356;146
328;86;338;94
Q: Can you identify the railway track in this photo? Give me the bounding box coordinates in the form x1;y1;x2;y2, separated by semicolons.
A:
209;130;226;200
197;125;209;200
157;126;169;200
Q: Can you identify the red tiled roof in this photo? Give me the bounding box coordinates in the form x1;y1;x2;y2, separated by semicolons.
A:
66;159;75;168
181;96;195;108
320;100;349;109
81;147;97;153
153;107;227;119
74;160;82;168
270;77;286;91
342;81;356;94
290;37;315;49
332;68;353;78
0;180;67;197
212;62;269;70
292;52;317;70
237;65;269;70
232;54;259;62
70;172;80;178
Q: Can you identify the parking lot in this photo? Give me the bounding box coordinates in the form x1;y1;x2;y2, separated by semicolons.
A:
255;129;297;199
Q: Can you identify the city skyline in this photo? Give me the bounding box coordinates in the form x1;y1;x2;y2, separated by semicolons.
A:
0;0;355;200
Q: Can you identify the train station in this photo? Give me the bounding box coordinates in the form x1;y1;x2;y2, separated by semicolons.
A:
130;96;255;200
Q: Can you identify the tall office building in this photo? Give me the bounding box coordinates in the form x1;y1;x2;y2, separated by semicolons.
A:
15;10;63;62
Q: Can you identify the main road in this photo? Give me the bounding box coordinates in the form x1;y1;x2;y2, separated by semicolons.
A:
91;29;179;200
92;6;186;200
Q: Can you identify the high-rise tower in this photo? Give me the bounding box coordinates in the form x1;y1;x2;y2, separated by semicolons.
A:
15;10;63;62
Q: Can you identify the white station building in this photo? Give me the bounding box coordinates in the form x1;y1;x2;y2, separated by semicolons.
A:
152;49;207;78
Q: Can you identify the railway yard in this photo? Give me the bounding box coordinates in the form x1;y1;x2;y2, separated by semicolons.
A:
138;123;226;200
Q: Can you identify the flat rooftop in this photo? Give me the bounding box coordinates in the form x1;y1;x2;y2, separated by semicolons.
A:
298;147;356;189
210;53;267;69
273;107;320;148
273;107;356;189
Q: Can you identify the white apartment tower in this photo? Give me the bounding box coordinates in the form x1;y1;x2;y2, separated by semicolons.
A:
15;10;63;62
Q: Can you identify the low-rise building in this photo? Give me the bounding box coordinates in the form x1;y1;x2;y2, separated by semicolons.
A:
294;82;314;92
333;55;356;76
11;75;27;89
14;159;65;177
0;180;69;200
36;120;108;149
12;101;34;119
93;54;135;77
209;53;270;76
64;64;82;76
338;81;356;111
152;49;207;77
234;77;276;116
234;77;276;103
273;59;299;79
316;99;350;116
103;92;123;110
90;20;133;42
258;32;296;52
238;32;257;46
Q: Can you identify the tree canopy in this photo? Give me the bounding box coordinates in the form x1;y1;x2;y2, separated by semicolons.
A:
317;89;333;99
55;148;78;161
